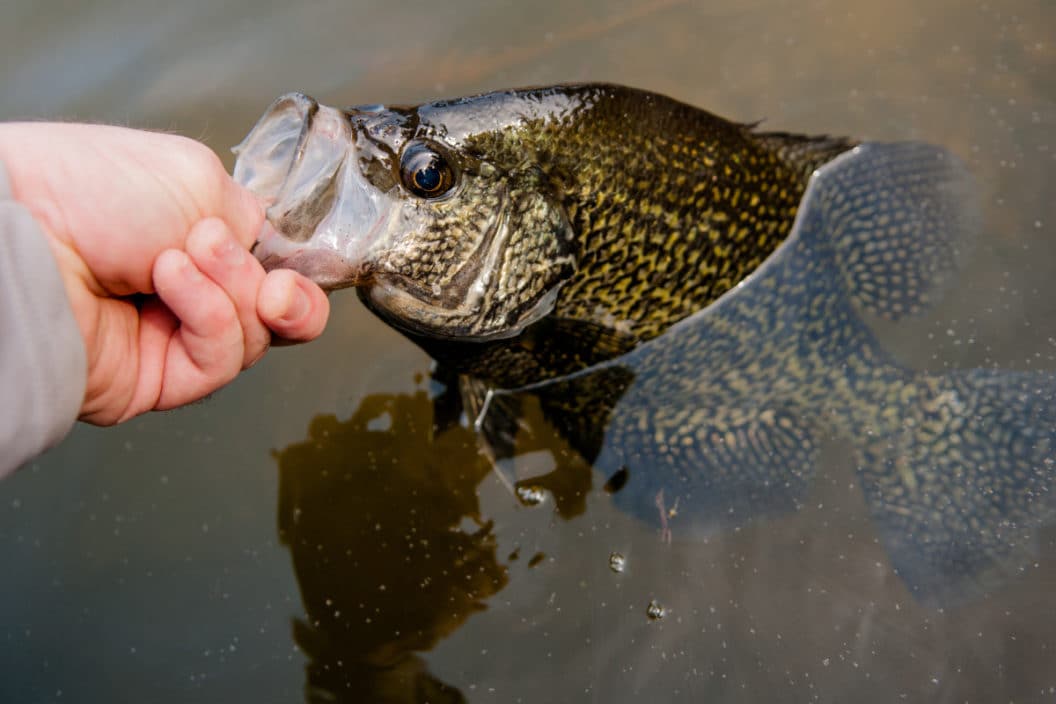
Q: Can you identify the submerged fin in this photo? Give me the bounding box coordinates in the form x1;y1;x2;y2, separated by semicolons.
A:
859;368;1056;605
600;382;821;537
812;142;980;320
463;375;523;461
586;139;1049;604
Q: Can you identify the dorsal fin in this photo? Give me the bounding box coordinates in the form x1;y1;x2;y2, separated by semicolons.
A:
751;129;859;177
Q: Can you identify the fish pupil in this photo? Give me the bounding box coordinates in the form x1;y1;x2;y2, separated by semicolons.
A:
415;162;442;192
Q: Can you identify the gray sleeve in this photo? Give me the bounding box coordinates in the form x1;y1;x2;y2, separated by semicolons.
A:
0;160;87;477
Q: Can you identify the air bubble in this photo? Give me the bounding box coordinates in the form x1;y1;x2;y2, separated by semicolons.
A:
646;600;666;620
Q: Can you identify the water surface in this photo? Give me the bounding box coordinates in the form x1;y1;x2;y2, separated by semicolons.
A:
2;1;1055;702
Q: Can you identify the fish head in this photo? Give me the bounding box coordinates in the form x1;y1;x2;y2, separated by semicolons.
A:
234;91;577;341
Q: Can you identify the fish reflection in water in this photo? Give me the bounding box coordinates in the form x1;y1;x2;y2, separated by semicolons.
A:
276;391;503;703
271;142;1056;701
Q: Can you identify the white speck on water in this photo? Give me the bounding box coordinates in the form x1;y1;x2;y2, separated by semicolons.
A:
516;485;546;506
608;552;626;573
367;411;392;432
647;600;666;621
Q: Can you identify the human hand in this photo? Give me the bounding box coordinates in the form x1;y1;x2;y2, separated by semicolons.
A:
0;123;330;425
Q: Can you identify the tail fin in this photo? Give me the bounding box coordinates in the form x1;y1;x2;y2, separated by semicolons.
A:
859;368;1056;604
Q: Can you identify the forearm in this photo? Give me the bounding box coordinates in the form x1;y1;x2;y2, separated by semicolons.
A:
0;159;87;477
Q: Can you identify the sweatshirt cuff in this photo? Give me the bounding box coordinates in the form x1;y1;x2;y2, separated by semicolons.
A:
0;160;87;477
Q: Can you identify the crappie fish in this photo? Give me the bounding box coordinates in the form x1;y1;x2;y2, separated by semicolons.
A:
234;84;853;347
236;85;1056;604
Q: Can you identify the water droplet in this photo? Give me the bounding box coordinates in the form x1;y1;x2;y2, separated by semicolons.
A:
516;485;546;506
646;600;666;620
608;552;626;573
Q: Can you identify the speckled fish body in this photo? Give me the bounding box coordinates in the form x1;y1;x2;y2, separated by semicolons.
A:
234;84;853;348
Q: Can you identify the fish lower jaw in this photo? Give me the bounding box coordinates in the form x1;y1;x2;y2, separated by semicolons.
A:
252;226;365;290
364;280;518;342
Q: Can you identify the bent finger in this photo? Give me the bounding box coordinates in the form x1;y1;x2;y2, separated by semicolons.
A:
153;249;244;408
221;179;267;251
186;217;271;369
258;269;330;343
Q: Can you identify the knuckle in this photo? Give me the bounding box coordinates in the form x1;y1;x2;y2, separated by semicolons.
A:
179;135;225;173
169;136;231;207
198;337;243;383
206;305;238;333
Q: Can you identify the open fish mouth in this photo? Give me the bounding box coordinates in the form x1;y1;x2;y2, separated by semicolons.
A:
233;92;390;289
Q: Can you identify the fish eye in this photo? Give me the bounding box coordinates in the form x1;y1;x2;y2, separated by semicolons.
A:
399;141;456;198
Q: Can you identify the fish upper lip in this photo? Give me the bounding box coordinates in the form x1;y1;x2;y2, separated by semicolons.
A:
232;92;321;206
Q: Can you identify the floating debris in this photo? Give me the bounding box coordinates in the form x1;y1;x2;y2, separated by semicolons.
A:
646;599;666;621
608;552;627;573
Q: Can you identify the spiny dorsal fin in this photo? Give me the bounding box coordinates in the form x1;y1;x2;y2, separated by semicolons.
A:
752;130;859;178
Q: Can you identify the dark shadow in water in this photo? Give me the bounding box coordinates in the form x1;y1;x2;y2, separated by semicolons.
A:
273;142;1056;701
275;392;506;703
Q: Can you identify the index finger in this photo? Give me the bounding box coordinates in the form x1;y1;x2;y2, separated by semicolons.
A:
218;177;267;251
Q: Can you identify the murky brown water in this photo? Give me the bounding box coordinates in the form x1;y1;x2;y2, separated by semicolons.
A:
2;1;1056;702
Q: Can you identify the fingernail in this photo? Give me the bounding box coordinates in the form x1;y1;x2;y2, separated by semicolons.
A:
212;231;244;267
281;284;310;323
